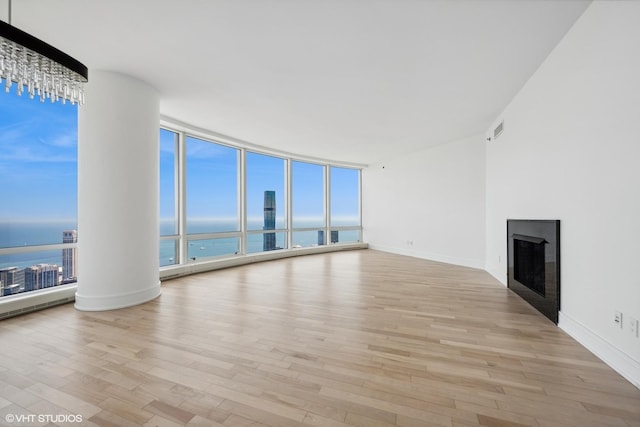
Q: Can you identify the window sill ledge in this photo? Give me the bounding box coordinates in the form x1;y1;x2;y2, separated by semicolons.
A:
160;242;368;281
0;283;77;320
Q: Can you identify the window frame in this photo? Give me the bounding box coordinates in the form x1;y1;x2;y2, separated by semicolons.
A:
0;95;79;299
159;122;363;269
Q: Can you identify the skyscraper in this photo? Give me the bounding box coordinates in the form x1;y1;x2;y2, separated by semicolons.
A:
263;190;276;251
62;230;78;282
318;230;339;245
24;264;59;292
0;267;25;296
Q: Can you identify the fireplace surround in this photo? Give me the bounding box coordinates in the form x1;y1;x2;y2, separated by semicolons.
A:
507;219;560;323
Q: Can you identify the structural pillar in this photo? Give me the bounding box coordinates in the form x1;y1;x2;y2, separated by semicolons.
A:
75;71;161;310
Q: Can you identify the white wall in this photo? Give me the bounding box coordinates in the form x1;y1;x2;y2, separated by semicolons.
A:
485;1;640;385
363;134;486;269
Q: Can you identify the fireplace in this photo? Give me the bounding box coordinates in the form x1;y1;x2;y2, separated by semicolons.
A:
507;220;560;323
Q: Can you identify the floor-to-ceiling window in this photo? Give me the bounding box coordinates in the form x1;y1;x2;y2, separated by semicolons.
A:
185;136;240;260
159;128;179;267
246;152;287;253
0;94;78;297
158;125;363;269
329;166;361;244
291;160;326;248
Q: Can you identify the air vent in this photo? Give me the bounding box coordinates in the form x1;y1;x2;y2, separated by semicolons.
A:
0;296;74;320
494;121;504;139
0;285;76;320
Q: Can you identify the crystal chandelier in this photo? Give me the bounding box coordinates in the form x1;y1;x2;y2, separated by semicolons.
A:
0;1;87;104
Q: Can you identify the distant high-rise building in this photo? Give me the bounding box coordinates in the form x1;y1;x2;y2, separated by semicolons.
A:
24;264;59;292
62;230;78;282
318;230;339;246
263;190;276;251
0;267;25;296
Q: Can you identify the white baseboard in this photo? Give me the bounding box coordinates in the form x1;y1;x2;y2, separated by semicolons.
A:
485;265;507;287
74;282;161;311
368;244;485;270
559;312;640;389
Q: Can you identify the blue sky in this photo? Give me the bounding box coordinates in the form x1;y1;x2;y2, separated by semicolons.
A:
1;94;358;226
0;92;78;221
246;151;286;228
160;131;360;229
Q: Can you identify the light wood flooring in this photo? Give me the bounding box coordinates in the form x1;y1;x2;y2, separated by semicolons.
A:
0;249;638;427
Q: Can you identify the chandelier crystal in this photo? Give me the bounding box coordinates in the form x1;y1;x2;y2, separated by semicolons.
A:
0;12;87;105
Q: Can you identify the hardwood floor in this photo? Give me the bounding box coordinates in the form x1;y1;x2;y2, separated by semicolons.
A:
0;249;638;427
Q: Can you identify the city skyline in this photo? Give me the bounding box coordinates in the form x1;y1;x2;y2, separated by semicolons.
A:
0;229;77;296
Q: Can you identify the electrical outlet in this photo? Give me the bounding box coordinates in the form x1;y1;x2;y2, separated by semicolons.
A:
630;317;639;338
614;311;623;328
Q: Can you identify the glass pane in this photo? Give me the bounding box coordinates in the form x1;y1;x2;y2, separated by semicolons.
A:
292;161;324;228
159;129;178;236
246;152;285;231
160;239;178;267
330;167;360;227
1;248;76;297
0;93;78;248
292;230;326;248
187;237;239;261
186;137;239;234
246;232;287;254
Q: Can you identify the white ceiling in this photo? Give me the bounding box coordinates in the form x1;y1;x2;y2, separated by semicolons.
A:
8;0;590;165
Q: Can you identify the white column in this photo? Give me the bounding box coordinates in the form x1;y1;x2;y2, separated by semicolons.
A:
75;71;161;311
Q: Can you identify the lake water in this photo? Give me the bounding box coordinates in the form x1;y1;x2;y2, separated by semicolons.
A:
1;219;360;269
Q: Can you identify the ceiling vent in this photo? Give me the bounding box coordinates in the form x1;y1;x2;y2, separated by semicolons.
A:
493;120;504;139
